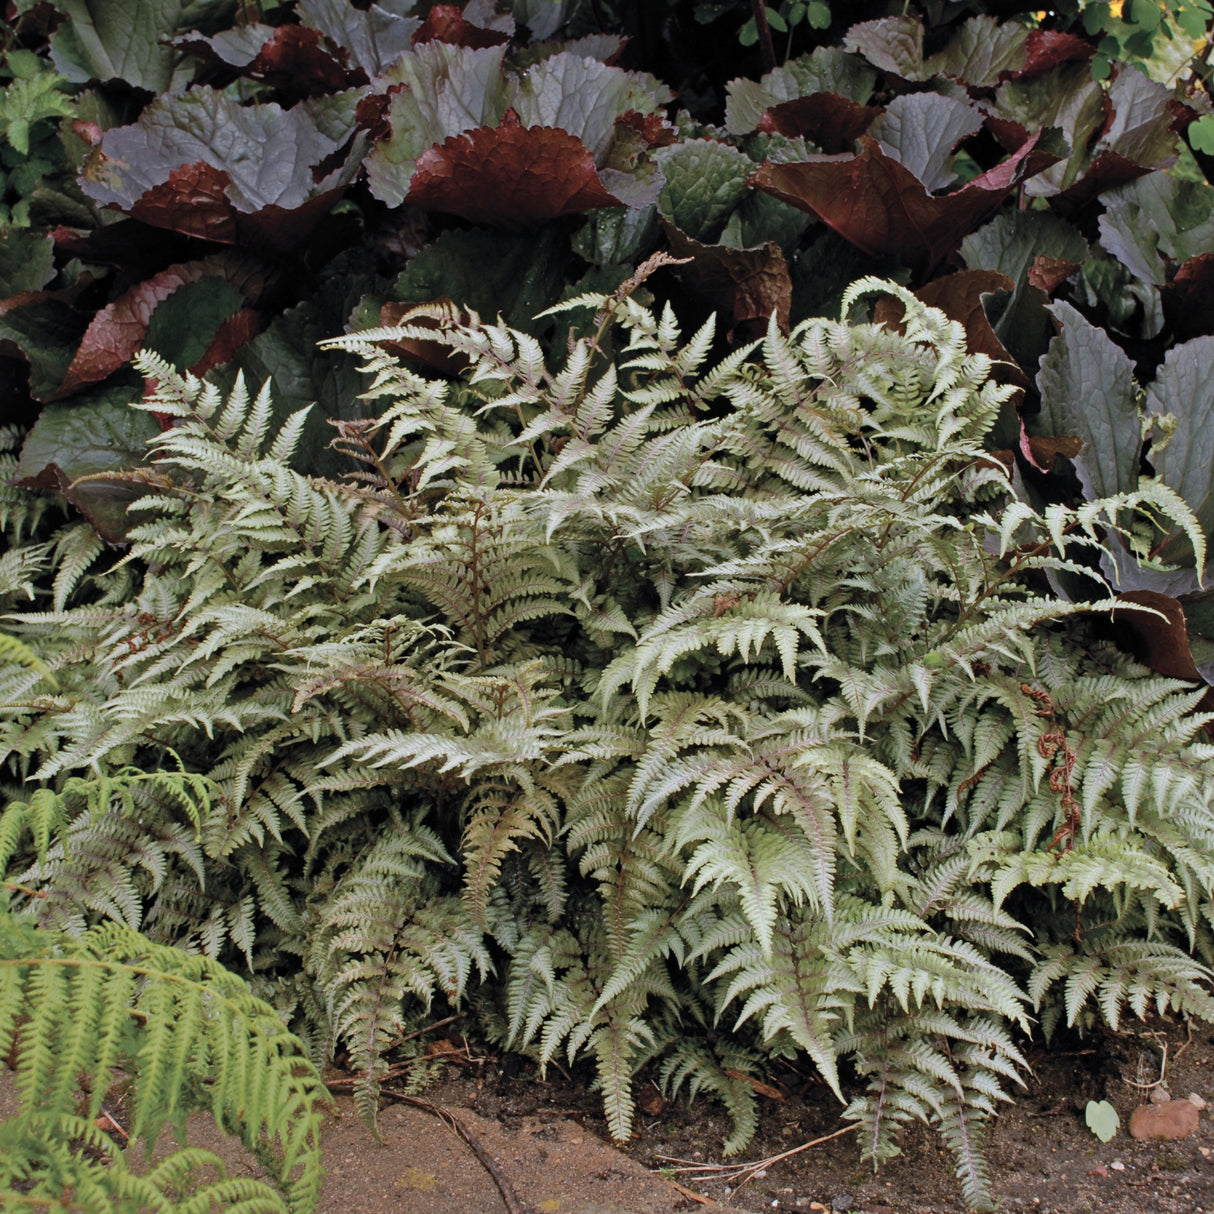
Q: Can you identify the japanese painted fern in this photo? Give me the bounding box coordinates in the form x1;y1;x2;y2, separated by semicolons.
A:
4;280;1214;1210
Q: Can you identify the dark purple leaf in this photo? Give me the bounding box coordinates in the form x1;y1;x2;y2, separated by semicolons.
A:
173;23;364;94
1162;254;1214;340
412;4;512;50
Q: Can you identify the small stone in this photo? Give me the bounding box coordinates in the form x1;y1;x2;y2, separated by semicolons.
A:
1189;1092;1208;1111
831;1197;855;1213
1087;1165;1109;1178
1130;1099;1200;1141
1150;1088;1173;1104
1110;1160;1126;1171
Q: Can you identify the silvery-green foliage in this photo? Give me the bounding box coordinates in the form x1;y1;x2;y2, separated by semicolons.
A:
3;280;1214;1211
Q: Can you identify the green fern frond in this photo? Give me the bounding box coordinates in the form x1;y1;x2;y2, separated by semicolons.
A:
0;903;328;1212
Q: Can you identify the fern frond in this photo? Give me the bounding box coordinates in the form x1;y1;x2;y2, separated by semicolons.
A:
0;904;328;1212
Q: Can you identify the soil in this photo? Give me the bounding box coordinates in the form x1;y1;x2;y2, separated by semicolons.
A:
6;1017;1214;1213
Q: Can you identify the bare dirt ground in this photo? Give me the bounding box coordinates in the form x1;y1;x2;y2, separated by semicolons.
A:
6;1017;1214;1212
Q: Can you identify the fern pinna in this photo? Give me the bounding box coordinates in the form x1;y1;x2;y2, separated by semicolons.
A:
3;281;1214;1209
0;892;327;1213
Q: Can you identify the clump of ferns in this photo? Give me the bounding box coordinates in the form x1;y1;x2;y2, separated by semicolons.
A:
3;280;1214;1212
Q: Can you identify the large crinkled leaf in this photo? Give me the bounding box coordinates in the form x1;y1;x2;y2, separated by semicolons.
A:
0;228;55;295
406;116;626;228
988;61;1105;196
15;381;158;541
657;140;752;243
1099;174;1214;287
510;53;673;166
16;383;151;482
389;225;567;335
1100;69;1180;170
1145;336;1214;542
752;131;1060;277
1033;300;1140;502
0;293;90;401
867;93;983;194
843;16;926;82
46;0;237;92
172;23;366;95
719;190;811;254
363;42;510;207
571;205;659;268
411;2;513;50
59;251;266;396
758;93;881;155
299;0;421;76
845;15;1091;89
725;47;876;136
960;209;1088;375
78;88;366;248
844;14;1092;88
991;63;1176;202
662;221;791;337
963;210;1090;284
921;15;1030;85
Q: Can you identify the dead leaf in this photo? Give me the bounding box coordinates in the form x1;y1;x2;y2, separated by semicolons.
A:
724;1068;787;1102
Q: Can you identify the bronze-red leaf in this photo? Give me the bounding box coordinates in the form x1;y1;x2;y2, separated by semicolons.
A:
59;252;267;397
663;222;790;338
874;269;1026;388
758;93;882;154
751;132;1058;276
412;5;511;49
1162;253;1214;341
126;161;237;244
406;122;625;229
1028;254;1080;294
1018;30;1094;80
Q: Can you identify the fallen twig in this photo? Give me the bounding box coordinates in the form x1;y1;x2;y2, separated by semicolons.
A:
378;1090;530;1214
391;1013;464;1047
653;1121;860;1197
1123;1033;1168;1091
667;1178;713;1205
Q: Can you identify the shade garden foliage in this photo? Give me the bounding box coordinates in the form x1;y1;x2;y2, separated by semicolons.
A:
5;2;1214;1210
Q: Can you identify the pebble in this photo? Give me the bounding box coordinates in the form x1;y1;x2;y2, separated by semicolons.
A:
1110;1160;1126;1171
1191;1092;1209;1111
831;1196;855;1212
1130;1099;1200;1141
1087;1165;1109;1178
1150;1088;1172;1104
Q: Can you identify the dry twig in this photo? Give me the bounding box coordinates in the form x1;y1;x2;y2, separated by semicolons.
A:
653;1122;860;1199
